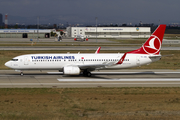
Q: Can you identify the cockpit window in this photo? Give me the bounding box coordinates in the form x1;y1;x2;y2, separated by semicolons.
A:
11;59;18;61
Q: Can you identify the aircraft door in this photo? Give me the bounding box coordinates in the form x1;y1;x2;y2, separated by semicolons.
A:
136;56;140;66
24;56;29;65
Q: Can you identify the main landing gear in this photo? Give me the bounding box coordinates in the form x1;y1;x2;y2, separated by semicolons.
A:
83;70;92;77
20;72;24;76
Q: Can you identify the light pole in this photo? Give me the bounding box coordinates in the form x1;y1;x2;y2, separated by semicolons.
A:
37;16;39;42
95;17;97;42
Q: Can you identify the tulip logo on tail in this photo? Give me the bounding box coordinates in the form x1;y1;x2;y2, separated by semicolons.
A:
143;35;161;55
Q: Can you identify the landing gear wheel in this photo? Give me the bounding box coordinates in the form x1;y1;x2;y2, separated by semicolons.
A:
83;70;91;77
87;72;91;77
20;72;24;76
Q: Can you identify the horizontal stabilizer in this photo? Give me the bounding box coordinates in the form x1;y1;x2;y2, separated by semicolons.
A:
162;54;174;57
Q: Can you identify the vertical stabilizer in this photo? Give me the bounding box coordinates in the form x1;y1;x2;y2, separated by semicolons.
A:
128;25;166;55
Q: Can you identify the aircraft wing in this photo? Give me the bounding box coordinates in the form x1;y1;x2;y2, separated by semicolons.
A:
161;54;174;57
78;64;106;71
78;53;127;71
78;62;118;71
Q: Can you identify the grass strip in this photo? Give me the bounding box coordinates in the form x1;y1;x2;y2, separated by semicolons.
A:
0;88;180;120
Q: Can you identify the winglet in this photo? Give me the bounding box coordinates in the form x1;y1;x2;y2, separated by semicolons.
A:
95;47;101;54
116;53;127;64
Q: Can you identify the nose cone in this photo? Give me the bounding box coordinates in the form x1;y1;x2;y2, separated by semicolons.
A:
5;61;11;68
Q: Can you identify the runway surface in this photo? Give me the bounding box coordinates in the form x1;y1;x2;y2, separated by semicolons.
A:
0;69;180;88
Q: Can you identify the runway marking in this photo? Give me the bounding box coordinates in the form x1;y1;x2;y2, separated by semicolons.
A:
57;78;180;82
47;72;63;74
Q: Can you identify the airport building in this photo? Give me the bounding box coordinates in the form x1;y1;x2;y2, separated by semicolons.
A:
67;27;151;38
0;29;51;38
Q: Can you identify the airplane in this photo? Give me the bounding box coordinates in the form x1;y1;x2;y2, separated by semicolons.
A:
5;25;166;76
74;34;88;41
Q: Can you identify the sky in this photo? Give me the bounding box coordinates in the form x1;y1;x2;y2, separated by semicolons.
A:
0;0;180;25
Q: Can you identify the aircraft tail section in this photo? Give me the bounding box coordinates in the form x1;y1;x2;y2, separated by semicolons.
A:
128;25;166;55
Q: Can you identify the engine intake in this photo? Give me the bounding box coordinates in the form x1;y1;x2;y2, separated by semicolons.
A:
63;66;80;75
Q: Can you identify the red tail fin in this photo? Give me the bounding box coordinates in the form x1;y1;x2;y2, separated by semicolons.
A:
128;25;166;55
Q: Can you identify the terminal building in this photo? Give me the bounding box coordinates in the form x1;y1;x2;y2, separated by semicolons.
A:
0;29;51;38
67;27;151;38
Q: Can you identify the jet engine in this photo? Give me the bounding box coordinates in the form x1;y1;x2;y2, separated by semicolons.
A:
63;66;80;75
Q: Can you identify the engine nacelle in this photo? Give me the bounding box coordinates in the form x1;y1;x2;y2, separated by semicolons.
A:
74;38;77;41
63;66;80;75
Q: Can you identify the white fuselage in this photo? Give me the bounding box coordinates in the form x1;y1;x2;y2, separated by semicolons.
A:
5;53;159;71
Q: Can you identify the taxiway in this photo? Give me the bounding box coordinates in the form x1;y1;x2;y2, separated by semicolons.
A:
0;69;180;88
